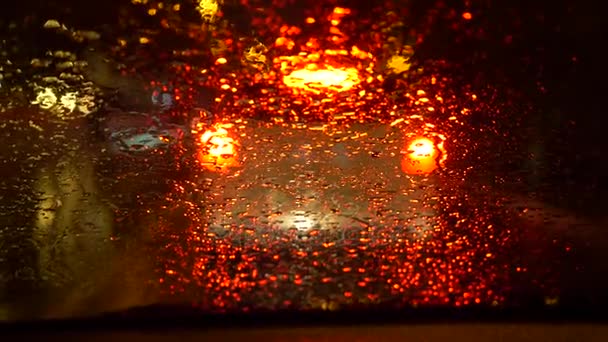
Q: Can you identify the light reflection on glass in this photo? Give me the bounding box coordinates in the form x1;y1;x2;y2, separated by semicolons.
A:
283;65;361;94
401;137;439;175
196;123;240;172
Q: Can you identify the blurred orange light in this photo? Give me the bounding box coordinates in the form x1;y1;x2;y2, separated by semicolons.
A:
401;137;439;175
198;124;239;172
283;64;360;94
333;7;351;15
462;12;472;20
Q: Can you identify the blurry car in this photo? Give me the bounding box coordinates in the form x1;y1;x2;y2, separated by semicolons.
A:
193;119;442;235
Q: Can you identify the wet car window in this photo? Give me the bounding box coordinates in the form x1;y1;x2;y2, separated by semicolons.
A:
0;0;606;321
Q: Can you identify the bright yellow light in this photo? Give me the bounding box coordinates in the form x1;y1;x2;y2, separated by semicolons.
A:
409;138;435;157
32;88;57;109
198;124;239;172
401;137;440;175
31;87;96;117
283;64;360;94
200;127;235;157
60;92;77;112
386;55;411;74
196;0;221;21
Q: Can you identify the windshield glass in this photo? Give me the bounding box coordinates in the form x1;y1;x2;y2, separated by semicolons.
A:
0;0;605;321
